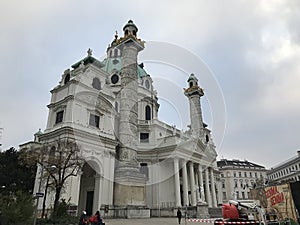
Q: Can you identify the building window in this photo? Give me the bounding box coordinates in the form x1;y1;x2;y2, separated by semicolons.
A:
140;163;149;178
145;80;150;89
64;73;70;84
92;78;101;90
223;192;227;200
222;181;225;188
234;172;237;177
111;74;119;84
242;192;245;199
49;146;56;158
205;135;209;143
89;114;100;128
244;172;247;177
140;133;149;143
55;111;64;124
234;180;238;188
145;105;151;120
239;172;242;177
249;172;252;178
114;48;118;57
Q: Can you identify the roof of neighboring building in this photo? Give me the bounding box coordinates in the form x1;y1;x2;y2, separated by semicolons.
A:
268;152;300;172
217;159;265;169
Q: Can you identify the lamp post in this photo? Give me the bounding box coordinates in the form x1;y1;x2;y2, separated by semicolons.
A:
42;165;56;219
33;164;45;225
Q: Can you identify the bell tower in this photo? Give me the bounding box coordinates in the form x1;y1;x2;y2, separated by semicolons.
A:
184;73;204;137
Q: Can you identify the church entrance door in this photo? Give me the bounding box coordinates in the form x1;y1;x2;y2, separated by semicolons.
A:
86;191;94;216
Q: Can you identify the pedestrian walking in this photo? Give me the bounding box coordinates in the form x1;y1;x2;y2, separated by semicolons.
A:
177;208;182;224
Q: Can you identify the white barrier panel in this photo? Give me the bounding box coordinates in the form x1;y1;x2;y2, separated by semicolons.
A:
188;219;279;224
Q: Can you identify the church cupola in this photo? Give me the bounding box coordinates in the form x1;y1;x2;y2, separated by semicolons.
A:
123;19;138;37
188;73;198;88
185;73;204;96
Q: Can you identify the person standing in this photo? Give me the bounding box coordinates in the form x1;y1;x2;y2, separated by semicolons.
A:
79;211;87;225
90;210;102;225
95;210;102;225
177;208;182;224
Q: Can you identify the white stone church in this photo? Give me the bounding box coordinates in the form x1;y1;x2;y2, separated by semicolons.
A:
20;20;221;218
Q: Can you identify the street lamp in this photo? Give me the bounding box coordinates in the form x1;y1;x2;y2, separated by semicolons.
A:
42;165;57;218
33;164;45;225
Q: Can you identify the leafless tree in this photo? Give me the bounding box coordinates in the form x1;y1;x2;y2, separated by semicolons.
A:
20;137;84;217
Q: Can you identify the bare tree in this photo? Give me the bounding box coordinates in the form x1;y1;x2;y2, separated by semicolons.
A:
20;137;84;217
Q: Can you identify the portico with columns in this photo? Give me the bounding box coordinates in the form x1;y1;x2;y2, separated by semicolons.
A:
172;158;219;209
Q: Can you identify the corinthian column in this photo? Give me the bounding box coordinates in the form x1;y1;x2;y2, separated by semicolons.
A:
174;158;181;207
198;164;205;202
205;168;212;207
210;168;217;207
182;160;189;206
189;162;197;206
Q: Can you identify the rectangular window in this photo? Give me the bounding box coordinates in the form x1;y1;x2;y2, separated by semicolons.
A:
239;172;242;177
140;163;149;178
55;110;64;124
89;114;100;128
223;192;227;200
140;133;149;143
244;172;247;177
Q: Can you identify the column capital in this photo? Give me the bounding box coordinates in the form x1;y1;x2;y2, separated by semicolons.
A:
197;164;203;171
188;161;194;166
180;159;187;166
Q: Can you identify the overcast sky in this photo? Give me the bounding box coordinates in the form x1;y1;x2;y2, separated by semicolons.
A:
1;0;299;169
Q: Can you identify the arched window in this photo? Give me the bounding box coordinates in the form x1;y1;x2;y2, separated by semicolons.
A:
92;78;101;90
114;48;118;57
145;105;151;120
64;73;70;84
49;146;56;158
189;82;193;88
205;135;209;143
145;80;150;89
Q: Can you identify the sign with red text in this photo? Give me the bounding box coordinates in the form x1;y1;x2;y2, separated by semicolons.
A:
265;183;297;222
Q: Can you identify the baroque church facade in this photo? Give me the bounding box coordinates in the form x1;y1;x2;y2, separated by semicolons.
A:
20;20;221;218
